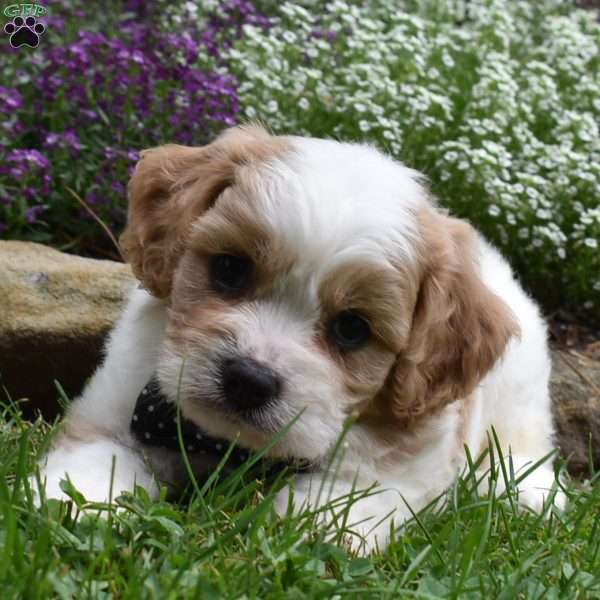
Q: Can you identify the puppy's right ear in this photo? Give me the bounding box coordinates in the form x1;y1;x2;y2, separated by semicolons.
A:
119;143;228;298
120;125;281;298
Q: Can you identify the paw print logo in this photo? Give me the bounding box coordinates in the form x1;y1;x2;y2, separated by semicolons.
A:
4;15;46;48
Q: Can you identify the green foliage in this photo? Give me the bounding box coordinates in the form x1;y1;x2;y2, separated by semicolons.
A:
1;400;600;598
227;0;600;314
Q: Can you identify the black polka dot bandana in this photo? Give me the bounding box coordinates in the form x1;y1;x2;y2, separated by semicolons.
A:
130;376;313;473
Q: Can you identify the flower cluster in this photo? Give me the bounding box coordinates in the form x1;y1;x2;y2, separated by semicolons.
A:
226;0;600;313
0;0;266;250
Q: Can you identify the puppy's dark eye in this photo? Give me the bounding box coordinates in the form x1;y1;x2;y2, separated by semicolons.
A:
210;254;252;294
329;311;371;350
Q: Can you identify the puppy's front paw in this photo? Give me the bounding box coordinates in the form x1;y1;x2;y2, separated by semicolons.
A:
34;438;158;506
515;466;566;513
488;457;566;514
339;502;393;555
274;476;398;555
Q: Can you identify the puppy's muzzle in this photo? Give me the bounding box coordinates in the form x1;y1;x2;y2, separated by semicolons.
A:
220;356;281;412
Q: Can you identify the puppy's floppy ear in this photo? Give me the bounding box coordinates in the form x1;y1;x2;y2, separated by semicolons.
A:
388;207;520;421
119;124;282;298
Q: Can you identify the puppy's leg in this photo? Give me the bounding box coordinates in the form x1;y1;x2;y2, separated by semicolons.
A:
35;286;168;503
486;396;565;514
499;390;565;512
473;338;565;512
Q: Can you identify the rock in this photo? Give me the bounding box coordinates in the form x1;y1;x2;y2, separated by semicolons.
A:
551;349;600;476
0;241;134;420
1;241;599;476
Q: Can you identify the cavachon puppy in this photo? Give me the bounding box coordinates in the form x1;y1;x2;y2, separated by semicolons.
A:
37;125;564;553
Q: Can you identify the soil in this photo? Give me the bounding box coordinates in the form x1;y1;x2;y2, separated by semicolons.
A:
548;311;600;360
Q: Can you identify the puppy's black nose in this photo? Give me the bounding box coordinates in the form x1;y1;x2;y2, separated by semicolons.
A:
221;357;281;411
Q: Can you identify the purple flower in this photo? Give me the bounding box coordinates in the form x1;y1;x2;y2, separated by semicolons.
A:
80;109;97;120
0;86;23;111
64;130;82;152
7;149;50;169
23;187;37;200
25;204;48;224
85;191;100;205
43;131;82;153
44;132;60;147
9;165;25;178
111;181;125;195
131;50;145;64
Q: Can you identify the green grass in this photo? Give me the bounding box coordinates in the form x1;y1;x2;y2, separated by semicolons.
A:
1;400;599;600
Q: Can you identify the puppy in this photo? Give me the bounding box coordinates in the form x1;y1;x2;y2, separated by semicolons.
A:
37;125;564;553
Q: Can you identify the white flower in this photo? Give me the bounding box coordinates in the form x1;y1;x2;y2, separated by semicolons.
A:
282;31;297;44
298;97;310;110
184;1;198;15
442;51;455;68
266;100;279;113
488;204;501;217
245;106;257;118
584;238;598;249
359;120;371;132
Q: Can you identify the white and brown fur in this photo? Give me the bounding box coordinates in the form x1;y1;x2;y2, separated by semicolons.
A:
37;125;564;553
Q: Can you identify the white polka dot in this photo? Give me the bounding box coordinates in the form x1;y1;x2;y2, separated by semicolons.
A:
132;414;138;421
147;405;154;412
142;389;148;395
195;432;202;440
158;422;164;429
187;445;194;451
144;432;151;439
215;443;223;450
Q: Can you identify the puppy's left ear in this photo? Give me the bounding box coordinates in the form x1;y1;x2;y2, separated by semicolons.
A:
119;124;282;298
387;207;520;421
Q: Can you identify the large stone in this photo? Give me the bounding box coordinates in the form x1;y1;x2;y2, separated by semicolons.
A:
551;349;600;476
1;241;599;476
0;241;134;419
